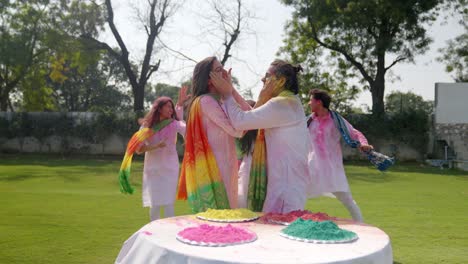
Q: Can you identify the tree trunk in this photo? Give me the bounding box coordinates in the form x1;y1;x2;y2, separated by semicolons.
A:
371;51;386;116
0;96;7;111
370;78;385;116
133;83;145;112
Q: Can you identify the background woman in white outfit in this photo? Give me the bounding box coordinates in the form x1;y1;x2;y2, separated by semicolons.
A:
137;88;188;221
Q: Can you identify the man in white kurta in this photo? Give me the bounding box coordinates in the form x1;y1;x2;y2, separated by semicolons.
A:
224;95;311;213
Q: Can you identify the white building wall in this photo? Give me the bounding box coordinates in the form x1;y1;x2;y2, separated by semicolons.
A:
434;83;468;171
435;83;468;124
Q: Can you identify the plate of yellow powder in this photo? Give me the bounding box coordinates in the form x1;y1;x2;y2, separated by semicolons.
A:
196;208;260;223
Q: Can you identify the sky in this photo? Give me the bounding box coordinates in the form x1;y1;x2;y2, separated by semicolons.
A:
102;0;465;108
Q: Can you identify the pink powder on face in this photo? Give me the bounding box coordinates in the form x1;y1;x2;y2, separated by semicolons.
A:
177;224;255;244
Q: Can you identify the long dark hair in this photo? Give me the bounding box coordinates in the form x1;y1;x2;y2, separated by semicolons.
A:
270;59;303;94
239;100;257;155
186;56;217;115
140;96;178;128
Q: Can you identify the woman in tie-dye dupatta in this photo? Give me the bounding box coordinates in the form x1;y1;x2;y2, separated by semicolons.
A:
210;60;312;213
118;88;188;221
176;57;251;213
138;92;188;221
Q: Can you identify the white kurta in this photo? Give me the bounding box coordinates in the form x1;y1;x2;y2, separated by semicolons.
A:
237;152;252;208
142;120;186;207
307;112;368;197
225;95;311;213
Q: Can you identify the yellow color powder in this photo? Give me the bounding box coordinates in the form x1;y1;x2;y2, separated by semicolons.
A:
197;208;258;220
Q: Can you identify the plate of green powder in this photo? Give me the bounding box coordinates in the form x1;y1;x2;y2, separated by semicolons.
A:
280;218;358;244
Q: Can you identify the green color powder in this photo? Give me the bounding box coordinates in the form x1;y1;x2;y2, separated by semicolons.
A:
282;219;357;241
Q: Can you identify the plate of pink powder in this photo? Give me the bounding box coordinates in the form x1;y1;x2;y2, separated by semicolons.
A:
176;224;257;247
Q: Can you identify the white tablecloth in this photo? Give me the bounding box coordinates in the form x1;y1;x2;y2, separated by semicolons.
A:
116;215;392;264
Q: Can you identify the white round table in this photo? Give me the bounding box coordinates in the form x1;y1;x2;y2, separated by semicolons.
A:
116;215;392;264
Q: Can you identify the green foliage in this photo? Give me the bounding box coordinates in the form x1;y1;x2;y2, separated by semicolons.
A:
0;0;111;112
385;91;433;114
279;19;360;114
345;111;430;153
20;67;58;111
280;0;445;115
29;113;60;142
0;0;52;110
0;112;140;153
43;46;132;112
147;83;180;103
0;116;9;137
438;22;468;82
8;113;32;138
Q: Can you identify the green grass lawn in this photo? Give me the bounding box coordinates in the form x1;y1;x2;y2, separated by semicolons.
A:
1;154;467;264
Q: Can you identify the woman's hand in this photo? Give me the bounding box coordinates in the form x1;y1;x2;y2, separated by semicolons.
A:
177;85;190;106
136;141;167;154
155;141;167;149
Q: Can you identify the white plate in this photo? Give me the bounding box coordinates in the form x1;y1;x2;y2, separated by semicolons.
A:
176;233;257;247
268;219;292;226
279;231;358;244
196;215;259;223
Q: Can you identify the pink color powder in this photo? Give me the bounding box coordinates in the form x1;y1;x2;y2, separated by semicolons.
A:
262;210;336;224
262;210;312;223
177;224;255;244
314;113;332;159
300;212;337;222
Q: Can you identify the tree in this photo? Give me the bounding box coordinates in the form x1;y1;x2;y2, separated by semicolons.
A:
0;1;50;111
0;0;106;111
145;83;180;107
194;0;255;97
279;34;360;114
204;0;254;66
82;0;179;112
438;8;467;82
48;51;132;112
160;0;254;97
385;91;433;115
281;0;445;116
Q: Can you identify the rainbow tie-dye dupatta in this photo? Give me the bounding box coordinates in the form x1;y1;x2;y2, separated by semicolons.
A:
246;129;267;211
118;119;173;194
176;95;230;213
247;80;295;211
118;128;154;194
